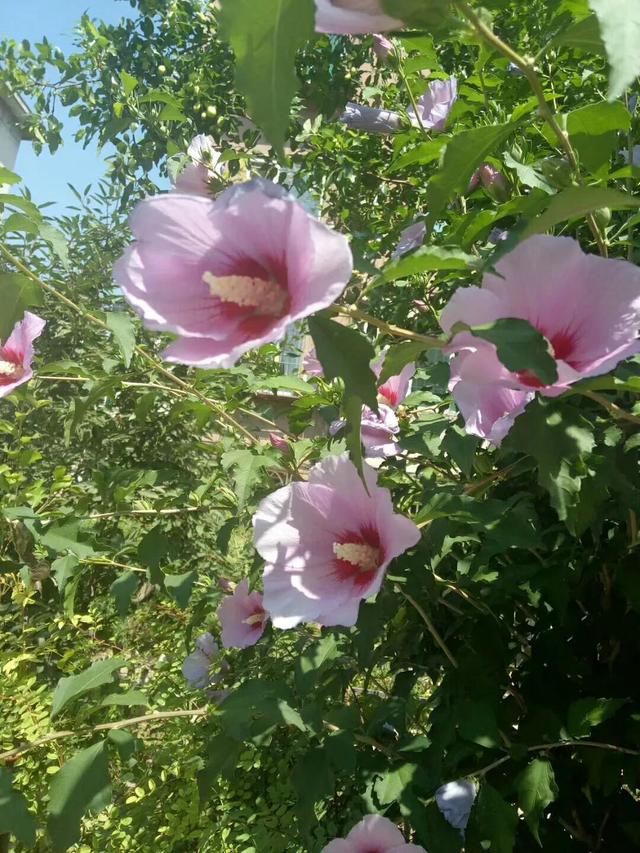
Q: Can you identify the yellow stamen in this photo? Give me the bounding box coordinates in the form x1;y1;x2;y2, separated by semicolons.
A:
333;542;380;572
0;360;21;378
203;272;286;316
242;612;265;626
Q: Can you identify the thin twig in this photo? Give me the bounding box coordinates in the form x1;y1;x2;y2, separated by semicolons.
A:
580;390;640;426
396;586;459;668
332;304;443;347
0;708;208;762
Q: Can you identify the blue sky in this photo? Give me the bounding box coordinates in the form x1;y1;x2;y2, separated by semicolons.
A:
2;0;133;210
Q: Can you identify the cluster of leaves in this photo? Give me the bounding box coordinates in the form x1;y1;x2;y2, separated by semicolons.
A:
2;0;640;851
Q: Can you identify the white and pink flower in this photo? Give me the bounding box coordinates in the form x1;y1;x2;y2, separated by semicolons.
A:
315;0;403;34
114;179;352;369
409;77;457;132
321;814;426;852
254;453;420;628
217;579;268;649
0;312;46;400
441;235;640;444
174;134;224;196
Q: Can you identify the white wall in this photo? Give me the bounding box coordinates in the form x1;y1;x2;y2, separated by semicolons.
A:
0;99;22;171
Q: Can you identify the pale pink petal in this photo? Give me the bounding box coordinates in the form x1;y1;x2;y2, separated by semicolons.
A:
175;162;211;196
346;814;406;849
217;579;267;649
378;362;415;407
321;841;354;853
392;222;426;259
315;0;402;34
448;344;534;445
372;33;394;60
410;77;457;131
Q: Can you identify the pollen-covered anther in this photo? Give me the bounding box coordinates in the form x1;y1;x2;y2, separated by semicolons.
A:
242;612;265;626
0;360;22;378
203;272;286;316
333;541;381;572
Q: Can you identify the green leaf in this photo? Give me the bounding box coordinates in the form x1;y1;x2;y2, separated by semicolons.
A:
252;374;312;395
566;101;631;173
119;70;138;95
39;222;71;270
164;570;197;609
457;700;501;749
503;152;555;194
465;318;558;386
382;0;451;28
0;166;21;186
198;734;243;799
378;341;426;386
522;186;640;237
221;449;278;509
291;747;334;830
101;690;148;707
0;272;43;342
553;14;604;54
379;246;475;284
40;521;96;559
389;138;447;172
106;729;138;761
47;741;112;852
343;393;366;482
0;767;37;846
588;0;640;99
158;103;187;122
426;123;518;229
110;571;139;617
219;0;315;154
218;680;306;740
466;783;518;853
51;658;125;718
567;697;627;738
106;313;136;367
506;398;595;525
52;554;80;595
516;759;558;843
374;763;418;804
137;525;175;579
308;315;378;411
295;635;341;694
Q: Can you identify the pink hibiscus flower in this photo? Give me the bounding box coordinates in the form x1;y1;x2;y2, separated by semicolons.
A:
441;235;640;444
392;222;426;259
315;0;403;34
321;814;426;852
113;179;352;369
254;453;420;628
217;579;268;649
303;347;324;377
372;349;416;408
0;312;46;400
174;134;224;196
372;33;394;61
409;77;458;132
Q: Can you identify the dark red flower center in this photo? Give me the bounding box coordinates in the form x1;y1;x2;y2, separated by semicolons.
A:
332;525;383;589
0;347;25;386
516;327;578;387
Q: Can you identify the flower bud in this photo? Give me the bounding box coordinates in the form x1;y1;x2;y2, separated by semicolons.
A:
372;33;394;61
268;432;290;453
